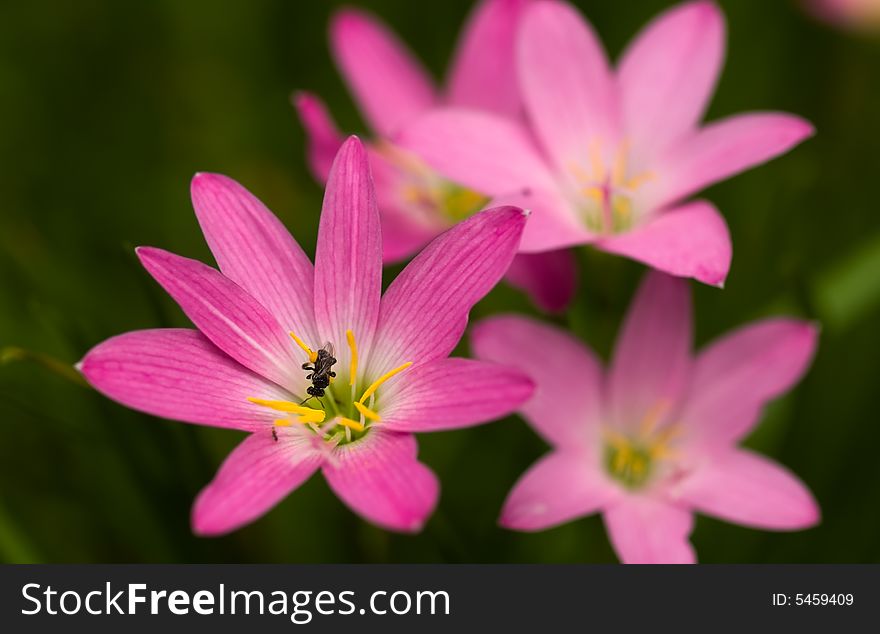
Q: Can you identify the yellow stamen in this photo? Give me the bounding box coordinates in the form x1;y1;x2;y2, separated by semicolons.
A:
248;398;326;422
612;196;632;225
358;362;413;404
582;185;604;204
289;331;318;363
612;444;631;474
624;171;655;191
346;329;358;387
337;417;365;432
589;139;606;182
353;401;381;421
274;418;291;427
639;400;671;436
611;141;629;186
653;423;681;446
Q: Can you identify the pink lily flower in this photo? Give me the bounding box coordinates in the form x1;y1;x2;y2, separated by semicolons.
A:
79;137;533;535
472;271;820;563
400;0;815;287
295;0;578;312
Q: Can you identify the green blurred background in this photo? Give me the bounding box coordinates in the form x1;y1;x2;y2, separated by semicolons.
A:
1;0;878;563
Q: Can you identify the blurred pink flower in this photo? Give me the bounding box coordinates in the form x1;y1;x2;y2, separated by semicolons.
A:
401;0;815;288
295;0;577;312
80;137;532;536
808;0;880;31
472;271;820;563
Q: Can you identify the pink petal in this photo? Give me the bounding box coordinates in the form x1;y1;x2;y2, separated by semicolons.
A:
607;271;692;431
446;0;528;118
191;173;318;345
618;1;726;159
500;450;618;531
192;430;324;536
398;108;557;196
675;449;820;530
603;496;696;564
504;249;578;313
489;187;593;252
313;137;382;364
596;200;732;287
471;315;603;449
137;247;302;393
518;0;617;172
330;8;437;137
679;319;818;446
370;206;526;374
378;207;437;263
379;358;534;433
322;431;438;533
80;329;288;431
655;112;815;208
292;91;344;182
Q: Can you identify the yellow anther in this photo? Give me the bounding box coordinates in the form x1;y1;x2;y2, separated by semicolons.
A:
248;398;326;422
583;186;604;204
289;331;317;363
359;362;413;404
624;171;655;191
337;417;365;432
274;418;292;427
353;401;381;421
346;329;358;387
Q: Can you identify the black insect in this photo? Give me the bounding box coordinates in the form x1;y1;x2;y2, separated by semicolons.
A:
271;428;278;442
302;343;337;404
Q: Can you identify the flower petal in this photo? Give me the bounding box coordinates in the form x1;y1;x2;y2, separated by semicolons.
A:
518;0;616;172
370;206;527;374
675;449;820;530
603;496;696;564
330;8;437;137
500;450;618;531
654;112;814;208
446;0;528;118
191;173;318;345
504;249;578;313
398;108;557;196
607;271;692;431
679;319;818;446
322;431;438;533
137;247;302;393
618;1;725;158
80;329;288;431
379;358;534;432
471;315;603;449
292;91;345;182
192;430;324;536
314;137;382;365
596;200;732;287
489;188;593;252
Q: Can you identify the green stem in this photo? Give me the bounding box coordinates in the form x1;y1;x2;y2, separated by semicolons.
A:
1;346;90;388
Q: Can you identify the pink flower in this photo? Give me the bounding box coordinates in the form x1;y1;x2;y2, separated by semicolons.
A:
472;271;820;563
400;0;815;288
80;137;533;536
295;0;577;312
